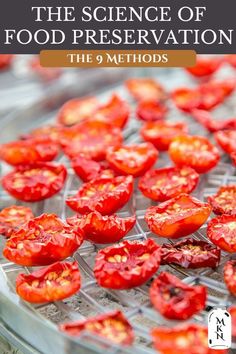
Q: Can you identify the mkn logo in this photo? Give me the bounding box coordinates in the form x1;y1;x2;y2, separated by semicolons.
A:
208;307;231;349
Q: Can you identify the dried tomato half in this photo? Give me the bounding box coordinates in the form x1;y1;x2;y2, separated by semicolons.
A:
136;100;167;122
172;88;201;113
161;238;221;268
94;239;161;289
215;130;236;154
60;310;134;346
145;194;211;239
169;135;220;174
66;175;133;215
2;162;67;202
192;109;236;133
207;215;236;253
208;186;236;215
3;214;84;266
150;272;206;320
139;166;199;202
16;261;81;303
22;125;63;143
67;212;136;244
0;54;14;70
126;78;166;101
224;260;236;296
0;205;34;237
186;57;222;79
106;143;158;177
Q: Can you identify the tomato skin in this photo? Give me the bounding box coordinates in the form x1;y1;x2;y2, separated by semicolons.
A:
2;162;67;202
16;261;81;303
136;100;167;122
0;54;14;70
169;135;220;174
60;310;134;346
192;109;236;133
229;306;236;337
145;194;211;239
214;130;236;154
150;272;207;320
139;166;199;202
126;78;166;101
67;212;136;244
224;260;236;296
186;57;222;79
161;238;221;268
207;215;236;253
172;88;201;113
66;175;133;215
141;121;188;151
106;143;158;177
0;206;34;237
208;186;236;215
3;214;83;266
94;239;161;290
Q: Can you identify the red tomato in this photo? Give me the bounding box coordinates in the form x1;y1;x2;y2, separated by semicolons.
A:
151;323;227;354
67;212;135;244
136;100;167;122
145;194;211;239
224;260;236;296
172;88;201;113
227;55;236;69
186;57;222;79
0;206;34;237
3;214;84;266
94;239;161;289
169;135;220;174
139;166;199;202
16;261;81;303
161;238;221;269
23;125;63;143
192;109;236;133
231;152;236;166
140;121;188;151
66;175;133;215
126;78;166;101
2;162;67;202
198;81;227;111
106;143;158;177
0;137;59;166
207;79;235;98
215;130;236;154
229;306;236;337
207;215;236;253
94;94;130;129
60;310;134;346
208;186;236;215
150;272;206;320
30;57;61;81
57;97;99;126
60;120;123;161
0;54;14;70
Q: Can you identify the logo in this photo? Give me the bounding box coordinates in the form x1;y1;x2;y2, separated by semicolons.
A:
208;307;231;349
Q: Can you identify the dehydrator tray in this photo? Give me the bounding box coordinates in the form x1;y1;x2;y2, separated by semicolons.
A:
0;65;236;354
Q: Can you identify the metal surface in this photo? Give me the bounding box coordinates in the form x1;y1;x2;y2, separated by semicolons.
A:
0;64;236;354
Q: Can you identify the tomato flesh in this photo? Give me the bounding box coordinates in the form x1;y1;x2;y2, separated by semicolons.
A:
172;88;201;113
231;152;236;166
207;214;236;253
186;57;222;78
0;54;14;70
126;78;166;101
192;109;236;133
215;130;236;154
224;260;236;296
0;206;34;237
208;185;236;215
136;100;167;122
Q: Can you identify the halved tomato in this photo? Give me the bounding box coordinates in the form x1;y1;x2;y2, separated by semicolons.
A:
229;306;236;337
22;125;63;143
186;57;222;79
150;272;206;320
161;238;221;268
172;88;201;113
106;143;158;177
0;54;14;70
208;185;236;215
66;175;133;215
145;194;211;239
169;135;220;174
207;214;236;253
3;214;83;266
215;130;236;154
198;81;227;111
16;261;81;303
139;166;199;202
94;239;160;289
60;310;134;346
0;206;34;237
192;109;236;133
224;260;236;296
205;79;235;98
67;212;135;244
2;162;67;202
57;96;99;126
126;78;166;101
136;100;167;122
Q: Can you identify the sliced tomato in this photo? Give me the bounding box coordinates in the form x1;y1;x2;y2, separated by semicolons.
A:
60;310;134;346
172;88;201;113
30;57;61;81
0;54;14;70
57;97;99;126
186;57;222;79
224;260;236;296
139;166;199;202
136;100;167;122
208;185;236;215
66;175;133;215
207;215;236;253
140;121;188;151
94;239;161;289
3;214;83;266
22;125;63;143
215;130;236;154
169;135;220;174
145;194;211;239
151;323;227;354
207;79;235;98
150;272;206;320
161;238;221;268
16;261;81;303
231;152;236;166
60;120;123;161
0;206;34;237
0;137;59;166
229;306;236;337
198;81;226;111
106;143;158;177
126;78;166;101
192;109;236;133
67;212;135;244
2;162;67;202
